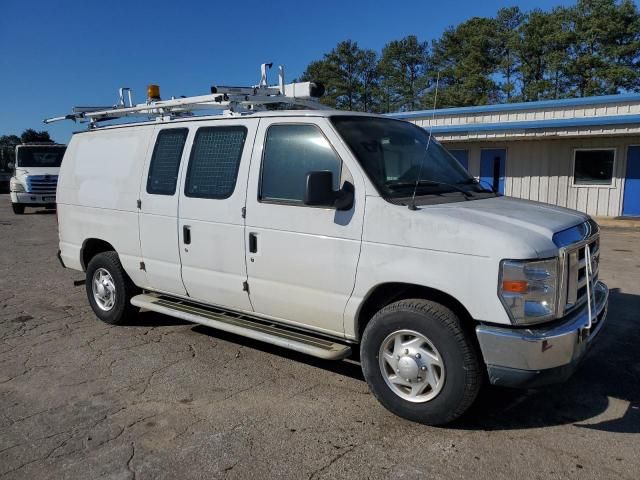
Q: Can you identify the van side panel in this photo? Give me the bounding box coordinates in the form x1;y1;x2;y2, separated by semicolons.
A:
57;127;154;287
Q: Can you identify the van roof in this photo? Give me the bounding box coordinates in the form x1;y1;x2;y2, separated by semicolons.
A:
72;110;392;135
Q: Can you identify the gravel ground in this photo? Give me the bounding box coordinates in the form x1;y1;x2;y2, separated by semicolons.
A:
1;196;639;479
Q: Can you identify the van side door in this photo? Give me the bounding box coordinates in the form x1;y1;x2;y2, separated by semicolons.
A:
244;117;365;337
139;127;190;295
177;118;258;311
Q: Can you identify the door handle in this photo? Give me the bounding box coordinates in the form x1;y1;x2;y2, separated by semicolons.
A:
183;225;191;245
249;233;258;253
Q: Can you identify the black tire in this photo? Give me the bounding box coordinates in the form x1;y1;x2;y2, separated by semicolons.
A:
12;204;25;214
85;251;139;325
360;299;482;425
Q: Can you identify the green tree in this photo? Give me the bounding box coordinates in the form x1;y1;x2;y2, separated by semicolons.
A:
20;129;52;144
299;0;640;112
430;18;500;107
496;7;525;101
566;0;640;96
0;135;21;171
301;40;380;111
516;8;572;101
379;36;429;112
358;49;381;112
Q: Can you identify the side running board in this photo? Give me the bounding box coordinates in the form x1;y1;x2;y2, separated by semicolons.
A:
130;294;352;361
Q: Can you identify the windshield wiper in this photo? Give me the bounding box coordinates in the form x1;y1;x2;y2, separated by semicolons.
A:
386;180;473;200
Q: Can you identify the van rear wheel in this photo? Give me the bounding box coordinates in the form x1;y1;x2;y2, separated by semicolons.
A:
12;204;25;215
85;251;139;325
360;299;482;425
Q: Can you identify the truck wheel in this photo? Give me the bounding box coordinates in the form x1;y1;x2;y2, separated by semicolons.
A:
85;251;139;325
360;299;482;425
12;204;25;215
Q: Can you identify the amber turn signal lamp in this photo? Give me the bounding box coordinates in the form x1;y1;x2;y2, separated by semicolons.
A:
502;280;529;293
147;84;161;101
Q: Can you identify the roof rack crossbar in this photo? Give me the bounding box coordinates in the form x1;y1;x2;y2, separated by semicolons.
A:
44;63;329;127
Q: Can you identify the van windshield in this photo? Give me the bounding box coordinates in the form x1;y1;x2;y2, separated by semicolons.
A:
330;116;489;201
16;146;66;168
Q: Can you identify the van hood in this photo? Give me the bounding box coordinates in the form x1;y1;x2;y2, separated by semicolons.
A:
364;195;589;259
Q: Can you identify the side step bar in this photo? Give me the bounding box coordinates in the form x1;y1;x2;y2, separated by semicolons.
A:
130;294;352;360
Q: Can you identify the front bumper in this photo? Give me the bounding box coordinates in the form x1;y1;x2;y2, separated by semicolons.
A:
476;281;608;388
11;191;57;205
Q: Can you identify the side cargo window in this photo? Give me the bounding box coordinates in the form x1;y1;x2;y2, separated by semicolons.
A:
260;124;341;204
185;126;247;199
146;128;188;195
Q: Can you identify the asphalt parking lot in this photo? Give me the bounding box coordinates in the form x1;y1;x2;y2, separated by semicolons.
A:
1;196;639;479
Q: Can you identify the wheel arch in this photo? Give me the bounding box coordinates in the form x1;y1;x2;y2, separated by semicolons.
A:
80;238;116;271
355;282;476;342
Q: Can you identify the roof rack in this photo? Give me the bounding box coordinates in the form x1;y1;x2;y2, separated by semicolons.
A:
44;63;329;128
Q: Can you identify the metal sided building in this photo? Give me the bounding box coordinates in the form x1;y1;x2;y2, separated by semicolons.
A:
389;94;640;217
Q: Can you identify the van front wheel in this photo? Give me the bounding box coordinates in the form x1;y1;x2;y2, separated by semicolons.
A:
85;251;139;325
360;299;482;425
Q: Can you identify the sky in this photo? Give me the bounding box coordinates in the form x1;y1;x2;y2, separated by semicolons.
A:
1;0;575;143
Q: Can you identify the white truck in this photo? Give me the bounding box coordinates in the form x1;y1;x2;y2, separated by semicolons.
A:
48;67;608;425
9;143;66;214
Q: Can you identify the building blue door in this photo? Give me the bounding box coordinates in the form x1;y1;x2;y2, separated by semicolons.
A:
622;146;640;216
448;149;469;170
480;149;506;194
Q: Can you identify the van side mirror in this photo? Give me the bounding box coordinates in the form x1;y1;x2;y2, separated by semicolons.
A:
7;162;14;170
304;171;335;207
304;171;354;211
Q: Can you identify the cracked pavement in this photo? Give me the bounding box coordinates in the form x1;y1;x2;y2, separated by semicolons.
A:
1;196;639;479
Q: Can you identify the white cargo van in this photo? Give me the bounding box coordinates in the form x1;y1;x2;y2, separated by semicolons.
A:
50;74;608;425
9;143;66;214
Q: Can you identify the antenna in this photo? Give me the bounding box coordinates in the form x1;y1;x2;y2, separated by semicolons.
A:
408;71;440;211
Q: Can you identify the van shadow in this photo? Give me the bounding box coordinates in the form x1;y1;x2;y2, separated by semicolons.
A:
190;324;365;381
26;209;56;215
132;289;640;432
452;288;640;432
124;310;191;327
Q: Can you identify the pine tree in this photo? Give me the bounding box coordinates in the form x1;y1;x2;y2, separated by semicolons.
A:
516;8;572;101
379;35;429;112
430;17;500;107
301;40;380;111
496;7;525;102
566;0;640;96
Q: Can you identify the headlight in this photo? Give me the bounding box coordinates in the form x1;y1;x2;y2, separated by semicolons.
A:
498;258;559;325
9;179;25;193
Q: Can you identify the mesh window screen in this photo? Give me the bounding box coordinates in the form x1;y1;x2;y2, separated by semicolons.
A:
185;126;247;199
147;129;188;195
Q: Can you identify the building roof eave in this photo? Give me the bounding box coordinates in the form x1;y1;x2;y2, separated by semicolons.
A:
425;114;640;136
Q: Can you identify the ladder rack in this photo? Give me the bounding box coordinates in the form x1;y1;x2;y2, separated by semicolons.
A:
44;64;329;128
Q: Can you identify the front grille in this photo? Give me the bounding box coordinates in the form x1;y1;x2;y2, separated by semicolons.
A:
564;236;599;312
26;175;58;194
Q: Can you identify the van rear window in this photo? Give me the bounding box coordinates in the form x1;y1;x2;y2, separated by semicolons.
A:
185;126;247;199
147;129;188;195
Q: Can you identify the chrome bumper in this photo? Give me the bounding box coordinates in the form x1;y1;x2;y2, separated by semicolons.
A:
11;192;57;205
476;281;608;387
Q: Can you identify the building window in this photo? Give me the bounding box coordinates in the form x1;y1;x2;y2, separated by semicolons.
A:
573;149;615;186
260;124;341;203
185;126;247;199
147;129;188;195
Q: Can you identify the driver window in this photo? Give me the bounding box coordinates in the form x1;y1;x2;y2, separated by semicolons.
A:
260;124;342;204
